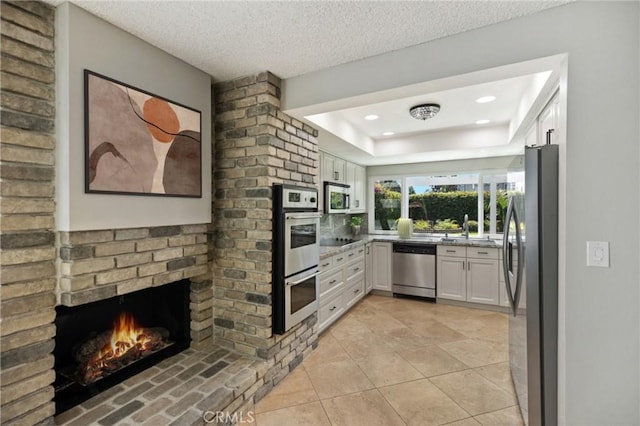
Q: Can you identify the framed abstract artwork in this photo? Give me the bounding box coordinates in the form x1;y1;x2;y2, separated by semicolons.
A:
84;70;202;197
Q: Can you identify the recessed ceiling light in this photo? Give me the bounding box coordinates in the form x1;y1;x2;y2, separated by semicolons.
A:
364;114;379;120
476;96;496;104
382;131;395;136
475;119;491;125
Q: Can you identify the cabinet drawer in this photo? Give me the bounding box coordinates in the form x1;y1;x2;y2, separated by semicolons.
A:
344;258;364;281
320;256;334;271
333;252;349;267
343;279;364;310
320;269;344;297
467;247;499;259
346;269;364;288
319;291;344;329
437;245;467;258
343;246;365;263
354;245;367;258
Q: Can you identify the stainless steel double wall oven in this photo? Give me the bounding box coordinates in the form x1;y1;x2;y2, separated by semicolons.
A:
272;184;321;334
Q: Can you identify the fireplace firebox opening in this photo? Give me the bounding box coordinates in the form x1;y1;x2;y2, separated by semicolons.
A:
54;280;190;414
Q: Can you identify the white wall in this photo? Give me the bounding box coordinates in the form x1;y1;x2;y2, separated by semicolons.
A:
367;155;516;177
55;3;212;231
283;2;640;424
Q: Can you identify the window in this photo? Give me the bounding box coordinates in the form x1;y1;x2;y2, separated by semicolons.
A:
369;171;515;237
373;179;402;231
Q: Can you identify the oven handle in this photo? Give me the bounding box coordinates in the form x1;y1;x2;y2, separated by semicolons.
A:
286;213;322;220
287;270;320;286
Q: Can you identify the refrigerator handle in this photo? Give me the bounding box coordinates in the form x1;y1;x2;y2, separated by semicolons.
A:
512;203;524;314
502;197;517;315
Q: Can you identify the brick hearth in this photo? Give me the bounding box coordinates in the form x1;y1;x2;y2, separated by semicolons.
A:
54;346;272;426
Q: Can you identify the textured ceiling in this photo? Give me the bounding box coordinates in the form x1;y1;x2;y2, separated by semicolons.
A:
51;0;570;81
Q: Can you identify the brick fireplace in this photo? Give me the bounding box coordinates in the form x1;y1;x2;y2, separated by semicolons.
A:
1;2;320;424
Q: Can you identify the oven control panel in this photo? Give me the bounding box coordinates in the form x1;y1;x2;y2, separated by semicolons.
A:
282;186;318;210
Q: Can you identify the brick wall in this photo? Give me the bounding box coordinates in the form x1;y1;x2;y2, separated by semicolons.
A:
58;224;214;348
1;3;216;424
0;2;57;424
2;2;319;421
212;72;320;396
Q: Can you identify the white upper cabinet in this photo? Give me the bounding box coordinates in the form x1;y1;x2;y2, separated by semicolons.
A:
346;162;366;213
322;152;346;183
537;91;560;146
321;151;367;213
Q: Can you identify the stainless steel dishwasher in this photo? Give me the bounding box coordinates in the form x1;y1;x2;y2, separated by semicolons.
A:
392;243;437;299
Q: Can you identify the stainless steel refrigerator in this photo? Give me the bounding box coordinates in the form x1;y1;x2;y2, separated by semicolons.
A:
503;144;558;426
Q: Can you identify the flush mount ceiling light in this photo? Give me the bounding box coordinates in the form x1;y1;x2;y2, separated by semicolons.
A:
364;114;379;120
476;95;496;104
382;131;395;136
475;119;491;125
409;104;440;120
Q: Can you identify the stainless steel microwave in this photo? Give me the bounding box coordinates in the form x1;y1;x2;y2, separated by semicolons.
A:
324;182;350;214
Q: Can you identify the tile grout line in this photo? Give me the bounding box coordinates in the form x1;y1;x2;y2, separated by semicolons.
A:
255;294;515;425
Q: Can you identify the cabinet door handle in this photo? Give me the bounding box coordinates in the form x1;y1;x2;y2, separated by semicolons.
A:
329;279;337;284
337;257;344;261
358;249;364;254
447;249;456;253
355;200;359;208
477;251;489;255
462;261;465;270
334;171;339;180
329;306;337;312
354;289;360;294
322;262;331;267
354;267;360;272
348;253;354;257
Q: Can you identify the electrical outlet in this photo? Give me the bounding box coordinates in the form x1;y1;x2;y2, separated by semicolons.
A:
587;241;609;268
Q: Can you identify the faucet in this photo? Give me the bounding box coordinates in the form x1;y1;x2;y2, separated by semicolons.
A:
463;214;469;240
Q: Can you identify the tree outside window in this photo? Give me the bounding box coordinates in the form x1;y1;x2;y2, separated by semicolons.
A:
373;180;402;230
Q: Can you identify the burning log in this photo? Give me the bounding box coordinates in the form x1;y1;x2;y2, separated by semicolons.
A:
72;312;172;385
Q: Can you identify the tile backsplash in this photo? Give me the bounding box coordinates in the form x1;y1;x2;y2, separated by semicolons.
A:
320;213;368;238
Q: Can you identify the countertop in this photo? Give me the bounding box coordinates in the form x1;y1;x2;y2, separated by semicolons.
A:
319;233;501;259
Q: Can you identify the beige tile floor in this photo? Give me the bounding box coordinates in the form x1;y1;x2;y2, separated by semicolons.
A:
255;294;524;426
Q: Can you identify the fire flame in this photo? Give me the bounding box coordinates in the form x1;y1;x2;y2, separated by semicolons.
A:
98;312;150;360
78;311;170;384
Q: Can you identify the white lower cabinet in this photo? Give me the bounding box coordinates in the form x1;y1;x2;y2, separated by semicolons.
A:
437;245;500;306
371;242;392;291
437;255;467;300
343;257;365;309
318;245;365;333
467;257;499;305
319;291;344;331
364;243;373;293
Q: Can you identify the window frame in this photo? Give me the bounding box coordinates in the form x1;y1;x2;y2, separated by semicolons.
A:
368;170;510;238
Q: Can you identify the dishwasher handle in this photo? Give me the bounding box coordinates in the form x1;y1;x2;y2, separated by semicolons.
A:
393;243;436;255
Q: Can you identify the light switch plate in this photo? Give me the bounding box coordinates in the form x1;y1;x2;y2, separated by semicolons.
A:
587;241;609;268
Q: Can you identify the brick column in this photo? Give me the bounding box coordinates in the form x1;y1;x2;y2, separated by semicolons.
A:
0;1;57;424
212;72;320;396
